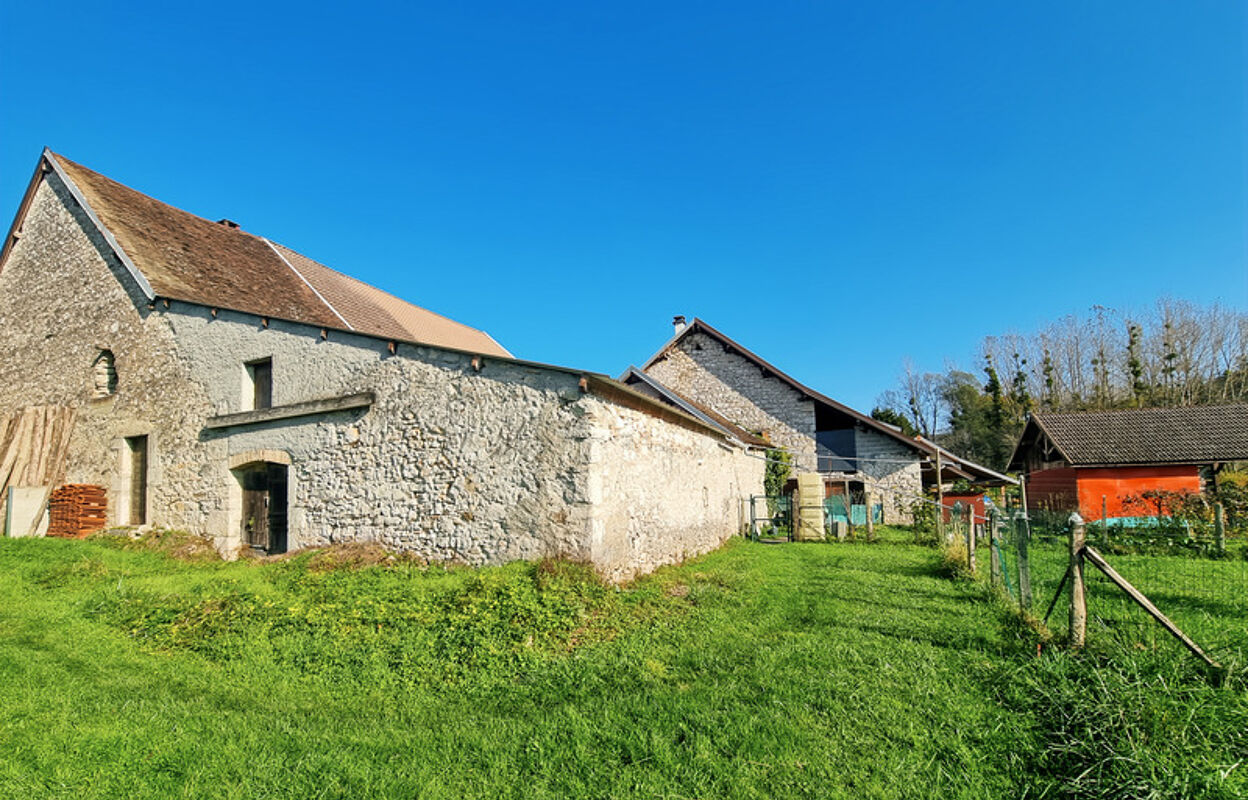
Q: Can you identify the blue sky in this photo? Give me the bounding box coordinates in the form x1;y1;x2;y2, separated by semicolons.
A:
2;1;1244;411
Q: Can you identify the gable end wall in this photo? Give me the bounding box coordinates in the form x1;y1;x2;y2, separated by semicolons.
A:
645;332;817;469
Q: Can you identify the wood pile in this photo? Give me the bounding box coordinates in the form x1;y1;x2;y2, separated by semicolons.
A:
0;406;77;525
47;484;108;538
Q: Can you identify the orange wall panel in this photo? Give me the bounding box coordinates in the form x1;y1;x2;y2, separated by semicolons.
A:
1026;467;1079;512
941;491;988;523
1075;465;1201;519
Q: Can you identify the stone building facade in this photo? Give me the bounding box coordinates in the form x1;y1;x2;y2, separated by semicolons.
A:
0;151;762;581
641;319;925;524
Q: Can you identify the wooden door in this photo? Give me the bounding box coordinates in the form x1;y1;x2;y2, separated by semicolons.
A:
241;467;270;550
266;464;288;554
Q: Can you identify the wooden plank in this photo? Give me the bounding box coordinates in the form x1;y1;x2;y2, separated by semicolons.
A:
26;406;50;485
50;408;76;487
1082;546;1219;669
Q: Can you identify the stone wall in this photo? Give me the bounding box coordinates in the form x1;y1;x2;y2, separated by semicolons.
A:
0;170;757;579
645;331;818;469
854;427;922;524
170;304;598;564
582;394;764;582
0;172;215;528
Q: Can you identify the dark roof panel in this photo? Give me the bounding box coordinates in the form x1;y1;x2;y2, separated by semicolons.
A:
1026;405;1248;466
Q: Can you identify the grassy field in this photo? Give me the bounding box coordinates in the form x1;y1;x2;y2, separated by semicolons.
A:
1;530;1244;799
991;528;1248;669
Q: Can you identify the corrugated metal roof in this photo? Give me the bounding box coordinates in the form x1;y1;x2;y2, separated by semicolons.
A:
49;152;510;357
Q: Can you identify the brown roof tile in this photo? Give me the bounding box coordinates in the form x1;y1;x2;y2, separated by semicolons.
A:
50;153;509;357
1019;405;1248;467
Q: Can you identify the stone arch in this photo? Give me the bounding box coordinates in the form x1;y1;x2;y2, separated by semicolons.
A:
227;450;295;555
228;449;292;470
92;349;117;398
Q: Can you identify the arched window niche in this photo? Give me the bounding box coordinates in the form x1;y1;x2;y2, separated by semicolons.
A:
92;350;118;398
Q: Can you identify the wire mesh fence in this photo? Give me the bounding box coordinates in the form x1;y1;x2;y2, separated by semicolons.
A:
990;502;1248;670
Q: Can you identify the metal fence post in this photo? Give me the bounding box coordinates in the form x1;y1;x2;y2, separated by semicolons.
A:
1215;502;1226;557
1069;512;1086;648
1015;511;1032;612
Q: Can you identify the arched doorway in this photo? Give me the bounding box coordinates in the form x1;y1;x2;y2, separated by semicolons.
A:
234;462;289;555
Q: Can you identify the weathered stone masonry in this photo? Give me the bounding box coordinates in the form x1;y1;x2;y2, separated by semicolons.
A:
646;331;818;468
645;329;921;524
0;168;763;580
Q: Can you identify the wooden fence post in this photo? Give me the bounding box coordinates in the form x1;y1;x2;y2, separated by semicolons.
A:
1069;512;1086;648
965;504;976;576
989;510;1001;588
1215;502;1226;556
935;449;944;543
865;489;875;541
1015;511;1032;612
1101;495;1109;549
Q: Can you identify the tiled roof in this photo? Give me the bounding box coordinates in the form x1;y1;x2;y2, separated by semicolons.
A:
49;153;510;357
1026;405;1248;466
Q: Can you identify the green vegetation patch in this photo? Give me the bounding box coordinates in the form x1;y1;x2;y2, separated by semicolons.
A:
1;534;1243;798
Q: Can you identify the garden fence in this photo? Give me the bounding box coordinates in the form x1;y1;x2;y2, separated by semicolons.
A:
983;499;1248;671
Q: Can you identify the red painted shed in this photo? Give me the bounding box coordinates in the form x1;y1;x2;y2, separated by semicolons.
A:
1007;405;1248;519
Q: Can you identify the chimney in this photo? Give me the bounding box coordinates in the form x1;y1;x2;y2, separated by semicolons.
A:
672;315;687;335
216;219;240;230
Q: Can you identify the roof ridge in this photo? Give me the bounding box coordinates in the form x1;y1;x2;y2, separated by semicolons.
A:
266;240;502;341
262;238;354;330
1036;403;1248;418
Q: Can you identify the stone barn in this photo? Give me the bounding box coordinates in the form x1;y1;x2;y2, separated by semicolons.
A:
635;317;936;523
0;150;763;581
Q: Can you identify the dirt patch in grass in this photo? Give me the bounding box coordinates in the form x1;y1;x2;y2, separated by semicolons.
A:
90;527;223;563
300;542;428;572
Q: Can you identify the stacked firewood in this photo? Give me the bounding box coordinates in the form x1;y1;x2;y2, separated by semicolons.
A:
47;484;108;538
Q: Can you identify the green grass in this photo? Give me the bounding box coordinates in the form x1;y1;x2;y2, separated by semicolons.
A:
995;530;1248;669
1;530;1244;798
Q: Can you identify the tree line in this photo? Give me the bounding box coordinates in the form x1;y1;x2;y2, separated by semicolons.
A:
874;299;1248;470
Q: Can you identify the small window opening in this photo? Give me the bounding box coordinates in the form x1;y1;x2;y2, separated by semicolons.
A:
245;358;273;410
93;350;118;398
125;435;148;525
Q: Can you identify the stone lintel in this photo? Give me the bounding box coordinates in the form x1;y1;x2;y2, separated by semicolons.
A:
205;392;374;431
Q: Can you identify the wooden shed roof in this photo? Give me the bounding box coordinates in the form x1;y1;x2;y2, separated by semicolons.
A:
1007;404;1248;470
